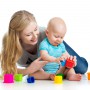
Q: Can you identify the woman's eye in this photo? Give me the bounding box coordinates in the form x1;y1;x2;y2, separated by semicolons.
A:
34;28;37;31
26;35;31;36
26;33;32;36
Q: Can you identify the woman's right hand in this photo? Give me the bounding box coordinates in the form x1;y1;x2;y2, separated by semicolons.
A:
26;57;48;74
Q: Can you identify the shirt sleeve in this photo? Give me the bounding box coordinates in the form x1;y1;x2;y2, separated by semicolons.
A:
60;42;66;53
39;39;48;52
17;51;29;67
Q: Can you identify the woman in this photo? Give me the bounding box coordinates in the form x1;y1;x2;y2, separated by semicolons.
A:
0;10;88;79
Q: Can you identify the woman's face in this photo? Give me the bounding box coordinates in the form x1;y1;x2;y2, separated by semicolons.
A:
20;22;39;45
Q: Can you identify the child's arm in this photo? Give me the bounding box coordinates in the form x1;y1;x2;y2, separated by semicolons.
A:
60;51;70;60
40;50;57;62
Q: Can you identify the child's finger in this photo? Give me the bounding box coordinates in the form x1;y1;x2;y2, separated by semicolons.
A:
73;56;77;66
70;55;73;60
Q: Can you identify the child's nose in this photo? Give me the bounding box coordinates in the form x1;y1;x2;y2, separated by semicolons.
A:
57;38;61;42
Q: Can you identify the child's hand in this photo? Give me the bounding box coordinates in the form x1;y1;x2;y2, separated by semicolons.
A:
55;56;65;64
55;58;61;63
73;56;77;67
59;53;68;61
69;55;77;67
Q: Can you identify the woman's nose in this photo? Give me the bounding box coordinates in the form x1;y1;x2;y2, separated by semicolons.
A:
32;32;37;38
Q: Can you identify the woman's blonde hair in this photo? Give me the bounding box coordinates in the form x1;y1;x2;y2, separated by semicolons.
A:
0;10;36;75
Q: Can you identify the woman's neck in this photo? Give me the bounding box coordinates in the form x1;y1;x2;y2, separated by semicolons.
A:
21;42;37;55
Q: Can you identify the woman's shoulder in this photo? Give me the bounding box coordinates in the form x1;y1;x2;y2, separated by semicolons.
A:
39;27;46;33
39;27;46;42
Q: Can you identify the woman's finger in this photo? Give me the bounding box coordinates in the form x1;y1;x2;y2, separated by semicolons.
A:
35;57;41;61
39;61;48;66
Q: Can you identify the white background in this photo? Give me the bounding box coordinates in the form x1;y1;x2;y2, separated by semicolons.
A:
0;0;90;71
0;0;90;90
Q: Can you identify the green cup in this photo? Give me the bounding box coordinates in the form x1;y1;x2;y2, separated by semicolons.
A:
56;73;64;79
15;74;23;81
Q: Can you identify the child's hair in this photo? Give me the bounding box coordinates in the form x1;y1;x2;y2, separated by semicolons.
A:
0;10;36;75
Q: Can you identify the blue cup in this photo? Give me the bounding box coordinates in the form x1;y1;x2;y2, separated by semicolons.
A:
61;60;66;66
27;76;35;83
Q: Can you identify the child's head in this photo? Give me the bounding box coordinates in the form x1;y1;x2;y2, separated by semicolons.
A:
1;10;39;75
46;17;67;46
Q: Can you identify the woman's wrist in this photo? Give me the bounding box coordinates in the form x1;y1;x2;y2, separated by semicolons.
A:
26;67;33;74
17;68;29;75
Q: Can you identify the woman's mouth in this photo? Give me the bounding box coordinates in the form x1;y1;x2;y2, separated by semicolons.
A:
31;39;37;42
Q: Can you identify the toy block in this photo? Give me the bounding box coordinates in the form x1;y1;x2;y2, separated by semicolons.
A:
15;74;23;81
56;73;64;79
54;76;63;84
87;72;90;80
61;60;66;66
3;74;14;83
65;58;75;68
27;76;35;83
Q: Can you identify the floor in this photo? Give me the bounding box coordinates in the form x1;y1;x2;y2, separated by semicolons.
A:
0;75;90;90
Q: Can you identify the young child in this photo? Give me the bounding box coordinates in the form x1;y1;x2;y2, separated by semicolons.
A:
39;17;82;81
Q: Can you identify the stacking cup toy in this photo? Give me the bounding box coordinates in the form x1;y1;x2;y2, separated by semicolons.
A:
87;72;90;80
27;76;35;83
3;74;14;83
15;74;23;81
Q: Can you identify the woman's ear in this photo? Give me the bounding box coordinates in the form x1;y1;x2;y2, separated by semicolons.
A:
45;30;48;37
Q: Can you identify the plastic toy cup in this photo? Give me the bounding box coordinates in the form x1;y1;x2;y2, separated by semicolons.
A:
3;74;14;83
15;74;23;81
54;76;63;84
87;72;90;80
65;58;75;68
61;60;66;66
27;76;35;83
56;73;64;79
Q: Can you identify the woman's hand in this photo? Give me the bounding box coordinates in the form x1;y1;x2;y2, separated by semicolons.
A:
26;57;48;74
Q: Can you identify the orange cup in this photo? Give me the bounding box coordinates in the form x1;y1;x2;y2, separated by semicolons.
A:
87;72;90;80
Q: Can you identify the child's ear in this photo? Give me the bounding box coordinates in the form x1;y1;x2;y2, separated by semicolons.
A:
45;30;48;36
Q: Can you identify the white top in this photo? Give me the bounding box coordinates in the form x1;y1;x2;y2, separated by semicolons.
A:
17;27;46;67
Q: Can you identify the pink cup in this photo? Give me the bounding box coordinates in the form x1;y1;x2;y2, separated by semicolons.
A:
3;74;14;83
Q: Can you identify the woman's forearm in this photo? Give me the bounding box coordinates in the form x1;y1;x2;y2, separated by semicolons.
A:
17;68;31;76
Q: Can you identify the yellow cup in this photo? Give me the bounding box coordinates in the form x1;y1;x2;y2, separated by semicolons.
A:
54;76;63;84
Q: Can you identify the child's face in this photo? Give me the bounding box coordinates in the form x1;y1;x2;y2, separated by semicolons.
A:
20;22;39;45
46;25;66;46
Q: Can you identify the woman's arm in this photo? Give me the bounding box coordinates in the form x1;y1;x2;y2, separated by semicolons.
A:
17;68;28;76
17;57;48;75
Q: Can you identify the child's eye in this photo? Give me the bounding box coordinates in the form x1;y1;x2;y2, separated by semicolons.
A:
54;35;59;38
55;36;58;38
61;37;63;39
